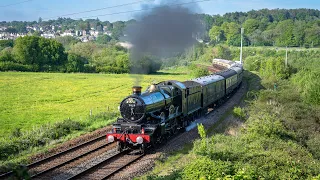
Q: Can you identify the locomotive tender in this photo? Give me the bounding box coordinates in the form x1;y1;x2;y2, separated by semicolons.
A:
107;59;243;152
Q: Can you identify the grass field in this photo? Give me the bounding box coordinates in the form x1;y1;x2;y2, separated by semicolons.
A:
0;69;190;139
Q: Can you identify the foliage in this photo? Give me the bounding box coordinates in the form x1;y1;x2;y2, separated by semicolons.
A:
0;61;33;72
232;106;246;120
182;156;234;180
243;55;263;71
68;42;101;61
96;34;112;44
259;56;289;80
213;45;232;60
66;53;85;72
0;40;14;50
200;9;320;47
0;47;15;63
197;123;206;139
190;65;209;78
55;36;80;50
12;36;66;71
292;70;320;105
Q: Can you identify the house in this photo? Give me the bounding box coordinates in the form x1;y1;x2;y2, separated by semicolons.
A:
0;26;7;31
82;30;88;36
61;30;75;37
75;30;81;36
89;30;99;37
104;31;112;36
41;32;55;39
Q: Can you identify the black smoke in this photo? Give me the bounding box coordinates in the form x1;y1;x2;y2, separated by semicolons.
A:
125;1;204;84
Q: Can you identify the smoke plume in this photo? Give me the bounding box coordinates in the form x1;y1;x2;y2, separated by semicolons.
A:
125;1;204;85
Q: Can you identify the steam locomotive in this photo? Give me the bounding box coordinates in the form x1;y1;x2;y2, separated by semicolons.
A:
107;59;243;152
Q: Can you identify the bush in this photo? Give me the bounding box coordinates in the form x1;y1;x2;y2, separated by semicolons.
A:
213;45;232;60
190;65;209;78
83;64;96;73
243;55;264;71
66;53;85;72
233;106;246;120
0;61;33;71
182;156;234;179
306;134;320;159
292;70;320;105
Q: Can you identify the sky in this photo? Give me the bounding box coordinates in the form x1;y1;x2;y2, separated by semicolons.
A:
0;0;319;22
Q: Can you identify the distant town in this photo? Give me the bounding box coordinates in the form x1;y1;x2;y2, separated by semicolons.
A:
0;23;113;42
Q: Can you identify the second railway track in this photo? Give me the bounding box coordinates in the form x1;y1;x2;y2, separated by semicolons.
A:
67;150;144;180
0;134;115;179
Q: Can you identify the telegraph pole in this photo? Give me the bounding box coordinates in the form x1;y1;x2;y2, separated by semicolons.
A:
240;28;244;64
285;46;288;68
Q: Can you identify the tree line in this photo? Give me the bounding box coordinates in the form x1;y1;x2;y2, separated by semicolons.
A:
197;8;320;47
0;35;161;74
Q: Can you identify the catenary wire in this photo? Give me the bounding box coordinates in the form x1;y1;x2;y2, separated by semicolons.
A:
53;0;212;20
0;0;33;8
42;0;153;20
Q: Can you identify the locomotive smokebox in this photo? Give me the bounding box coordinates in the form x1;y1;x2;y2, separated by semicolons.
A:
132;86;142;95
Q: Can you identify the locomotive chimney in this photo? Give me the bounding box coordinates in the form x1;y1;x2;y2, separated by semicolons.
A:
132;86;142;95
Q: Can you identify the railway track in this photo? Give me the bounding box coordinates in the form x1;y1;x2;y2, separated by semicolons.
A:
0;134;114;179
67;150;144;180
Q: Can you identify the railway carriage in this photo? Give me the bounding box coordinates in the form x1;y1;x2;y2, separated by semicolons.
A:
192;74;225;108
216;69;238;95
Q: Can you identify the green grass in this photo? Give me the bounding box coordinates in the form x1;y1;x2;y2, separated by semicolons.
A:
0;70;190;139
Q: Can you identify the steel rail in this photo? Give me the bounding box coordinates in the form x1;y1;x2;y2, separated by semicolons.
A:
66;149;131;180
101;153;144;180
0;134;108;179
31;142;112;178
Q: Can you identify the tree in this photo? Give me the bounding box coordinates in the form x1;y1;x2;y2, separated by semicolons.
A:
15;23;27;33
66;53;85;72
13;36;66;71
69;42;101;63
0;47;14;62
96;34;112;44
38;17;42;24
209;26;225;43
305;24;320;47
0;40;14;50
221;22;240;42
111;21;125;40
6;27;17;33
55;36;80;50
292;21;306;46
274;19;295;46
243;19;260;34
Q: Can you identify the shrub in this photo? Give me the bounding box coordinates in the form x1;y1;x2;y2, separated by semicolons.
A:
233;106;246;120
190;66;209;78
245;113;288;139
182;156;234;179
0;61;33;71
306;134;320;159
243;55;264;71
292;70;320;105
